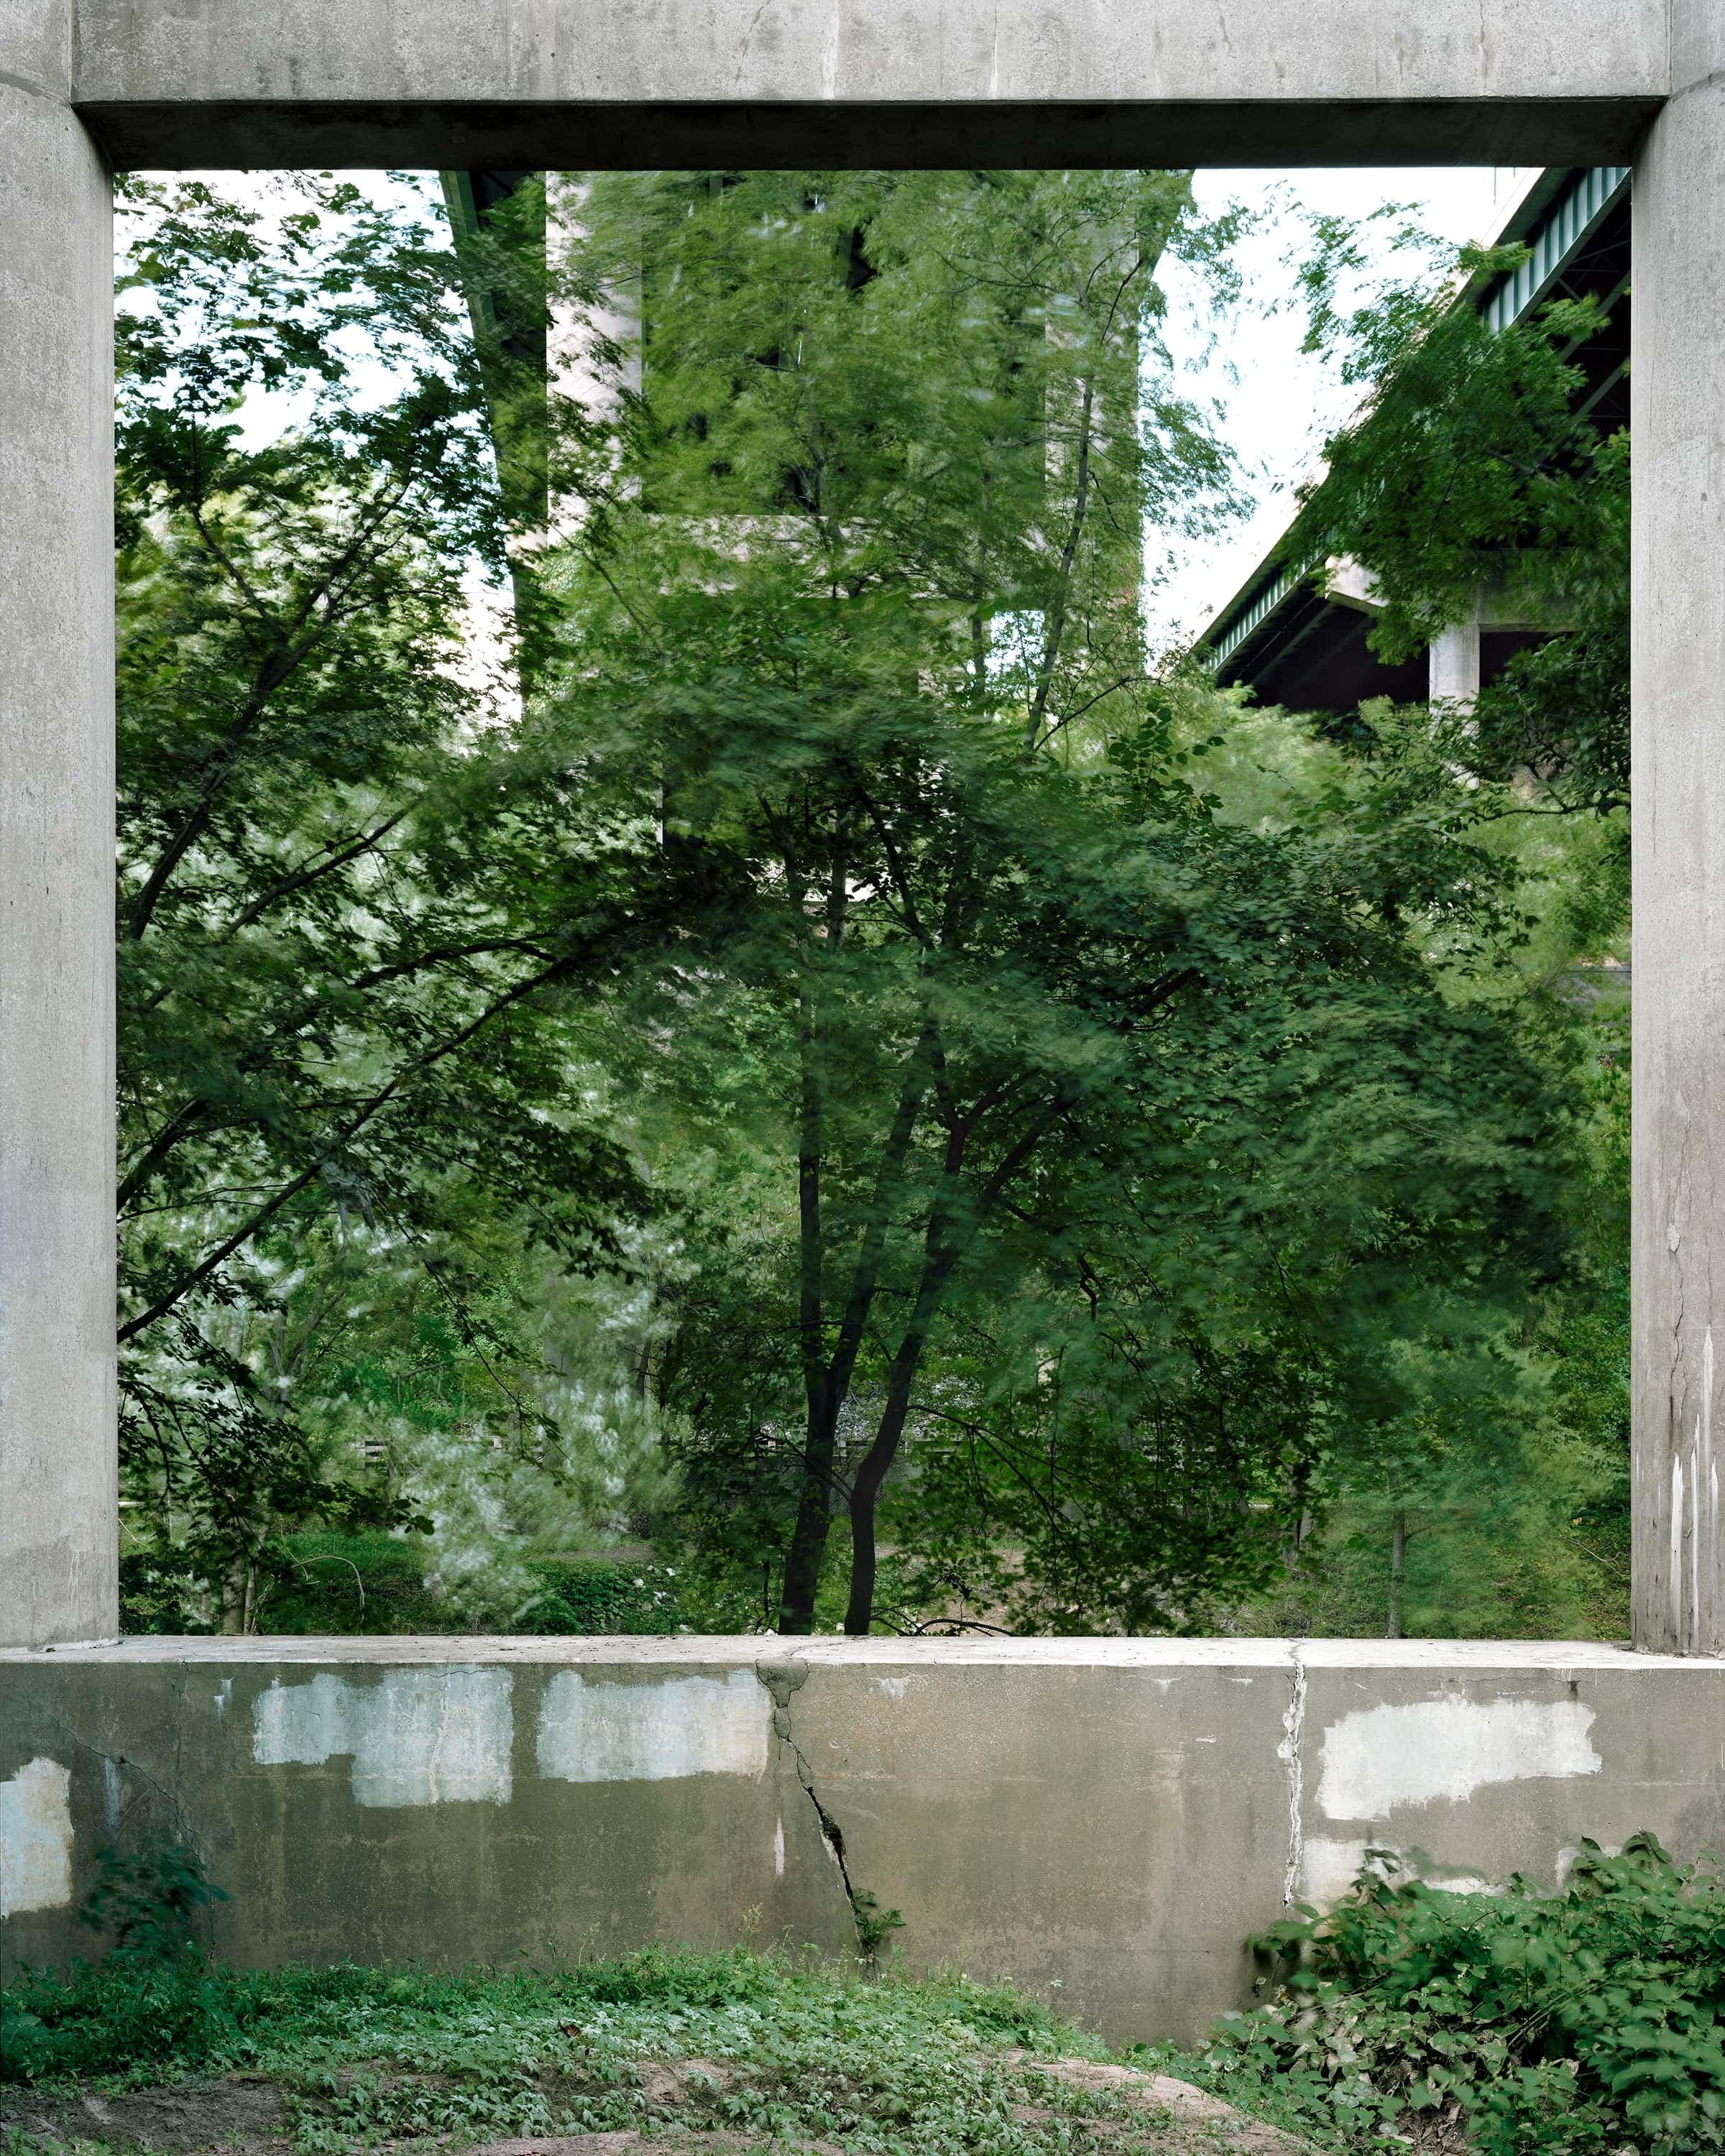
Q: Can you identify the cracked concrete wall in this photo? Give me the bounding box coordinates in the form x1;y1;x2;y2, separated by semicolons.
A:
3;1639;1723;2042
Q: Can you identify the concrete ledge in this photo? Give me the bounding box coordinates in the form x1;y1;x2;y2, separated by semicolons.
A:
3;1639;1722;2042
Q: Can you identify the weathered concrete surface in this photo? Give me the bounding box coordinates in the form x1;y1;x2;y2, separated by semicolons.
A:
1632;3;1725;1656
1427;619;1480;704
0;14;118;1650
68;0;1667;167
4;1639;1721;2042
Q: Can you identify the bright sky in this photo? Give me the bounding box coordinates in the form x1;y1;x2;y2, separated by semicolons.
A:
1151;165;1540;648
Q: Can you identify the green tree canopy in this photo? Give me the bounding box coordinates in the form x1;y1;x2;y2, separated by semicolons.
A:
536;170;1568;1634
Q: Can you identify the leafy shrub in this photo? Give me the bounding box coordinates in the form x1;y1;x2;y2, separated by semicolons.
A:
522;1558;689;1634
79;1843;229;1961
1202;1833;1725;2154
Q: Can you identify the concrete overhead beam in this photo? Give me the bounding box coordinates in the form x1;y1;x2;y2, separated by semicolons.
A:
69;0;1668;166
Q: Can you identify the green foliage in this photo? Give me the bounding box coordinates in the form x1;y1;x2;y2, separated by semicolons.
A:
849;1889;907;1962
1;1945;1139;2156
1200;1835;1725;2155
126;1534;703;1638
1197;195;1639;1639
111;173;687;1628
540;171;1573;1639
1284;224;1625;664
116;167;1627;1646
523;1557;690;1634
77;1844;229;1963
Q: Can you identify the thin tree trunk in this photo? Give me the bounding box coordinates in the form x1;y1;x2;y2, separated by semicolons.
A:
842;1186;967;1636
779;858;845;1635
1387;1507;1407;1639
779;1399;840;1635
843;1083;1084;1632
778;977;834;1632
777;1019;934;1633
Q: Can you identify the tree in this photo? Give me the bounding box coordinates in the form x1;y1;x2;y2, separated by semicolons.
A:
542;170;1568;1635
1212;210;1637;1636
114;175;661;1625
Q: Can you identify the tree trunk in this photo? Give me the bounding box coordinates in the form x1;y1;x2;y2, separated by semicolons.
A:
843;1248;959;1634
1387;1507;1407;1639
779;1396;840;1634
777;1018;933;1634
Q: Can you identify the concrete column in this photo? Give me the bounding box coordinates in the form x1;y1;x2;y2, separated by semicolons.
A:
1427;617;1481;705
1630;10;1725;1654
0;8;119;1646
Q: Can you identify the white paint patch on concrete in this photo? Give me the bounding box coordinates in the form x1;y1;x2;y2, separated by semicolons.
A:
773;1815;786;1877
535;1669;770;1783
0;1757;74;1915
213;1678;231;1717
1317;1697;1601;1821
252;1669;512;1806
875;1676;913;1700
1300;1838;1501;1910
1298;1836;1373;1909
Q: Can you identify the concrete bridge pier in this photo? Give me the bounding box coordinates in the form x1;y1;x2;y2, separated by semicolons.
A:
0;0;1721;1658
1631;6;1725;1655
0;20;118;1649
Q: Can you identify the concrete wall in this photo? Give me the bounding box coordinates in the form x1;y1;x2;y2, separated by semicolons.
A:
0;3;118;1651
68;0;1665;166
4;1639;1721;2042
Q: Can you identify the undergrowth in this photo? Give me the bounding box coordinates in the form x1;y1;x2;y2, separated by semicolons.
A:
1185;1832;1725;2155
9;1833;1723;2153
1;1945;1147;2153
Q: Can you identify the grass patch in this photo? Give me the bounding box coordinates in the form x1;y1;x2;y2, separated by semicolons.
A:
1;1946;1258;2155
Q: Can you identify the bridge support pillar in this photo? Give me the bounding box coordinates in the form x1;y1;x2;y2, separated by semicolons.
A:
1631;6;1725;1653
1428;615;1481;705
0;27;118;1648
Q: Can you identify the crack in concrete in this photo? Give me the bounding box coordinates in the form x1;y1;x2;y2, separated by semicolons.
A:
1278;1644;1307;1907
20;1687;213;1917
754;1654;874;1954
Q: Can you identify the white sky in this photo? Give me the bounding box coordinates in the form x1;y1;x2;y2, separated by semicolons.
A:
1150;165;1540;648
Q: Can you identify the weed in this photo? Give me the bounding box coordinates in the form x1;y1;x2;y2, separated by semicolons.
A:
0;1946;1144;2152
78;1844;228;1962
1192;1832;1725;2155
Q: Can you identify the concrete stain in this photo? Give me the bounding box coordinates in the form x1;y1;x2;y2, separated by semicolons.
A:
1316;1696;1601;1821
0;1756;73;1914
535;1669;770;1783
252;1667;513;1806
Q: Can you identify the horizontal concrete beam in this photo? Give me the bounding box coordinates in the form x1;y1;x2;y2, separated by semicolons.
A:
64;0;1668;167
4;1638;1721;2042
75;99;1668;170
